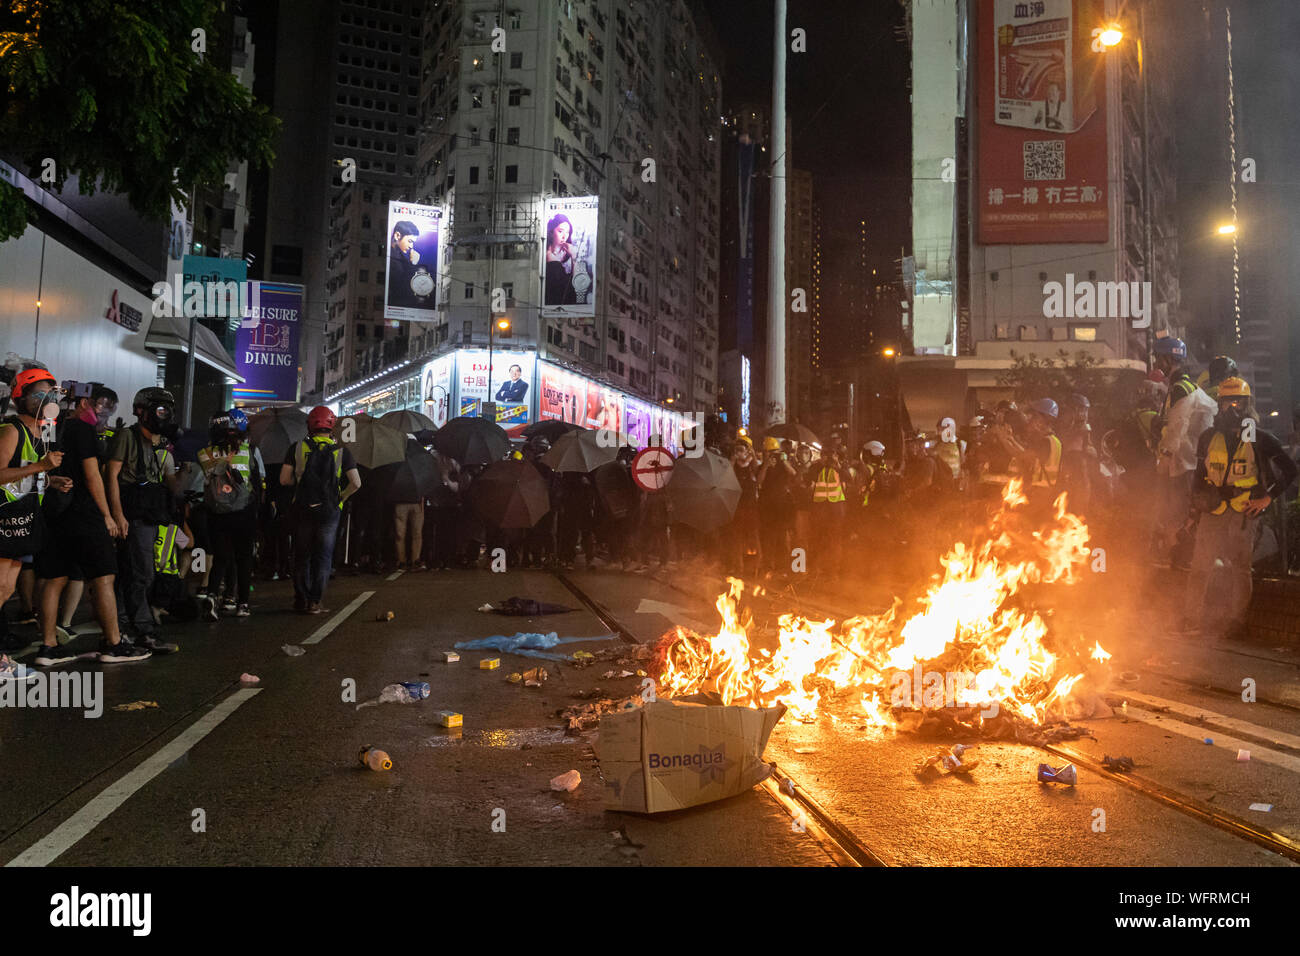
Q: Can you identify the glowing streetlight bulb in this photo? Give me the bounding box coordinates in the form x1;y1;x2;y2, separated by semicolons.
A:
1217;223;1237;235
1098;26;1123;48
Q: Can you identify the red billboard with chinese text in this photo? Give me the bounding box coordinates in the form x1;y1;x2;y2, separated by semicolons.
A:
977;0;1109;244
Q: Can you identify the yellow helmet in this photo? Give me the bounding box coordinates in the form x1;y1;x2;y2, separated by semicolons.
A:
736;434;753;447
1217;377;1251;398
763;436;781;451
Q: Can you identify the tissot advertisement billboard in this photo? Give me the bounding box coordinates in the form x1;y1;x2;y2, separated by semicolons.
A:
541;196;598;320
384;200;441;321
977;0;1109;244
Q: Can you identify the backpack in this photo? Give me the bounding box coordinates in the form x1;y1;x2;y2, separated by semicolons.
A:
296;439;341;510
204;461;252;514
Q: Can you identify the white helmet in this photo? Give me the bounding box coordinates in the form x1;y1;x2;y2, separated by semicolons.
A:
863;441;885;457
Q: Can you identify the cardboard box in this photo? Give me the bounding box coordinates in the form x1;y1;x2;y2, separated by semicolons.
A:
434;710;463;728
596;699;786;814
479;658;500;670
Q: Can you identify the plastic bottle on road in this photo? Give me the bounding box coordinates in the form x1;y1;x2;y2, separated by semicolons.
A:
400;681;431;700
378;683;415;704
359;747;392;771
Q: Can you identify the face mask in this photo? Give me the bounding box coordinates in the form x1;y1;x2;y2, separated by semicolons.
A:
95;403;116;429
77;404;98;425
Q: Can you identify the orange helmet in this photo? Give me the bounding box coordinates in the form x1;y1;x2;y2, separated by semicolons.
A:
308;406;337;432
11;367;57;400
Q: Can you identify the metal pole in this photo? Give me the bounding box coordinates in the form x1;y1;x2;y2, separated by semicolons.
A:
765;0;787;426
487;315;494;419
1139;10;1154;366
183;314;198;428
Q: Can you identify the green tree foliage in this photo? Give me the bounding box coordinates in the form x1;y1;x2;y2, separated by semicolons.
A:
0;0;279;242
996;350;1141;430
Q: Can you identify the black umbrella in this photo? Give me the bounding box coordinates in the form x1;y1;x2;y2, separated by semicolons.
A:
666;450;742;532
388;441;444;500
380;408;438;434
248;407;309;463
470;459;550;528
433;415;510;464
765;422;820;445
522;419;584;442
592;460;640;520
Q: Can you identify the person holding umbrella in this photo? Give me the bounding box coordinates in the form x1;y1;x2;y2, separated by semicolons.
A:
280;407;361;614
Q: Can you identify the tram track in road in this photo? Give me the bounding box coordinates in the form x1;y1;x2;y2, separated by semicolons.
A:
638;568;1300;864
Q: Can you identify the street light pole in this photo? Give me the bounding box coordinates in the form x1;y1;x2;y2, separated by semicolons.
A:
765;0;787;427
487;311;494;420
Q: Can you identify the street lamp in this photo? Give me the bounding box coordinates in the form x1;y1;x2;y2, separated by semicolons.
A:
487;316;511;418
1098;25;1123;48
1217;223;1237;236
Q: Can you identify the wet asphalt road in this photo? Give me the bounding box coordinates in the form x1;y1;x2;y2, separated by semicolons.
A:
1;560;1297;867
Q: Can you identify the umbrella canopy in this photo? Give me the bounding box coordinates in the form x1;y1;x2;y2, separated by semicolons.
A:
765;422;820;445
541;428;622;473
470;459;551;528
247;407;308;464
666;449;742;532
433;415;510;464
388;441;444;500
380;408;438;434
333;412;407;468
522;419;584;442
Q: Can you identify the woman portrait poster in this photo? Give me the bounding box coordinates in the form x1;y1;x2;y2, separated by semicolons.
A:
541;198;598;317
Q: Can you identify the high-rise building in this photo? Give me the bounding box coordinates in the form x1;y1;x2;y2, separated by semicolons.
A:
785;167;814;424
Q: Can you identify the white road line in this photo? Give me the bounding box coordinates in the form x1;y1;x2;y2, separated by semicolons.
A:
1125;705;1300;775
1122;690;1300;751
5;688;262;867
385;570;403;581
302;590;374;645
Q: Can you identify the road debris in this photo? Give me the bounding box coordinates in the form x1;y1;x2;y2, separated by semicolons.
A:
440;651;460;663
357;683;424;709
434;710;462;728
479;658;500;670
522;666;548;687
1237;749;1251;762
551;769;582;792
112;700;159;712
1037;762;1077;786
603;669;634;679
479;597;576;616
375;610;395;622
282;644;305;657
558;696;638;733
239;673;260;685
359;747;392;771
1102;755;1135;773
455;631;617;662
401;681;431;700
1203;738;1214;745
1249;803;1273;812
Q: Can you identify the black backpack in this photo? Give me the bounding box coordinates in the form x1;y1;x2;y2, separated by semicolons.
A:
296;439;341;510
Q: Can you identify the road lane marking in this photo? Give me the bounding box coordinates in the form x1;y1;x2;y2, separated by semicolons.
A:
1125;705;1300;775
5;688;262;867
1122;691;1300;751
634;597;710;632
303;590;374;645
386;570;403;581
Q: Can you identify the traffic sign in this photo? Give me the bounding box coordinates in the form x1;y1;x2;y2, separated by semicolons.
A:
631;445;674;492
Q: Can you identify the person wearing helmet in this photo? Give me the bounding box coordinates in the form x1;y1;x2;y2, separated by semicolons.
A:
1058;393;1098;512
1200;356;1239;401
1150;338;1216;569
854;441;887;544
280;407;361;613
104;386;180;654
1185;378;1298;636
1015;398;1063;498
195;408;266;620
931;416;966;489
731;435;761;573
757;434;798;574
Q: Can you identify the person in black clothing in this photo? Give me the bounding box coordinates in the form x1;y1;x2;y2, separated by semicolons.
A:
757;439;797;574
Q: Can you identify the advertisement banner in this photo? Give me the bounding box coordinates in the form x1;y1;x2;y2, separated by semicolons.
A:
538;362;589;425
233;282;303;403
456;349;534;437
537;360;687;454
977;0;1109;244
419;354;454;428
384;200;441;321
541;196;598;320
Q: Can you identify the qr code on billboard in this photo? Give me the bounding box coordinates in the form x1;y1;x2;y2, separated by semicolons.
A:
1023;140;1065;181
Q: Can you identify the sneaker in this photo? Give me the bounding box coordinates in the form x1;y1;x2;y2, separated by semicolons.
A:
134;634;179;655
54;624;77;644
98;637;152;663
221;599;237;614
271;572;281;581
34;644;77;667
235;604;250;618
307;603;330;615
0;654;35;682
201;595;218;622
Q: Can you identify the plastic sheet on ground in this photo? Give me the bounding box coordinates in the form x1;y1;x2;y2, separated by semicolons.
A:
477;597;577;616
454;630;618;661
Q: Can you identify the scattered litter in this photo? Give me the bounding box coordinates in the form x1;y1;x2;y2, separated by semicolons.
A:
603;669;634;679
375;610;395;622
440;651;460;663
112;700;159;712
1237;749;1251;762
507;672;523;684
239;673;260;685
357;683;423;709
454;631;617;662
401;681;431;700
793;747;817;754
551;769;582;792
1203;738;1214;745
522;666;548;687
1119;671;1140;683
1249;803;1273;812
780;778;795;796
558;695;638;733
573;650;595;661
479;658;501;671
359;746;392;771
1102;755;1135;773
1121;701;1128;715
282;644;306;657
1037;762;1077;786
635;669;647;677
480;597;576;616
434;710;463;728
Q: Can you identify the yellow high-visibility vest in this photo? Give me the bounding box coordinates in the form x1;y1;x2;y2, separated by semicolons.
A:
934;440;962;479
1031;435;1062;488
812;465;845;503
1204;431;1259;514
0;421;46;504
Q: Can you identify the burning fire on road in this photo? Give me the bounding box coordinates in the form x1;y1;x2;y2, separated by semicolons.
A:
656;481;1109;736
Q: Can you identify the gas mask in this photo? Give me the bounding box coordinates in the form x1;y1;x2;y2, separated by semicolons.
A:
1215;402;1247;430
94;399;117;430
145;403;178;438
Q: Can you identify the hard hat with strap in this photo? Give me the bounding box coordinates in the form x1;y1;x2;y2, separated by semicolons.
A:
763;436;781;452
1217;376;1251;398
1204;431;1258;514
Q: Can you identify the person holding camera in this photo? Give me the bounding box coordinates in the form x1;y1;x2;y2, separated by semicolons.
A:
104;388;180;653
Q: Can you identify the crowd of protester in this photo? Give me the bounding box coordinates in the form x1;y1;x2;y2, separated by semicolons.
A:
2;338;1298;674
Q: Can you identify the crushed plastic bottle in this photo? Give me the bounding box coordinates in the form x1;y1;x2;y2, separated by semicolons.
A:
359;747;392;771
281;644;305;657
400;681;430;700
551;769;581;792
378;683;415;704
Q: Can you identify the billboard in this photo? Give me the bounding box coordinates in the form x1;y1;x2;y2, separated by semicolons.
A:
419;353;454;428
233;282;303;404
541;196;598;320
456;349;534;437
537;360;690;455
384;200;441;321
977;0;1109;244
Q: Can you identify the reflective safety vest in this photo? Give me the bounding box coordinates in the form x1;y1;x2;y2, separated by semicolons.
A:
860;462;877;507
1159;374;1197;432
1031;435;1063;488
198;440;252;479
812;465;846;503
934;440;963;479
293;435;346;509
1204;431;1259;514
154;523;180;575
0;421;47;504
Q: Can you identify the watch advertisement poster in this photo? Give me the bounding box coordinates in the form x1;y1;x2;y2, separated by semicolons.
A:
384;200;442;321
